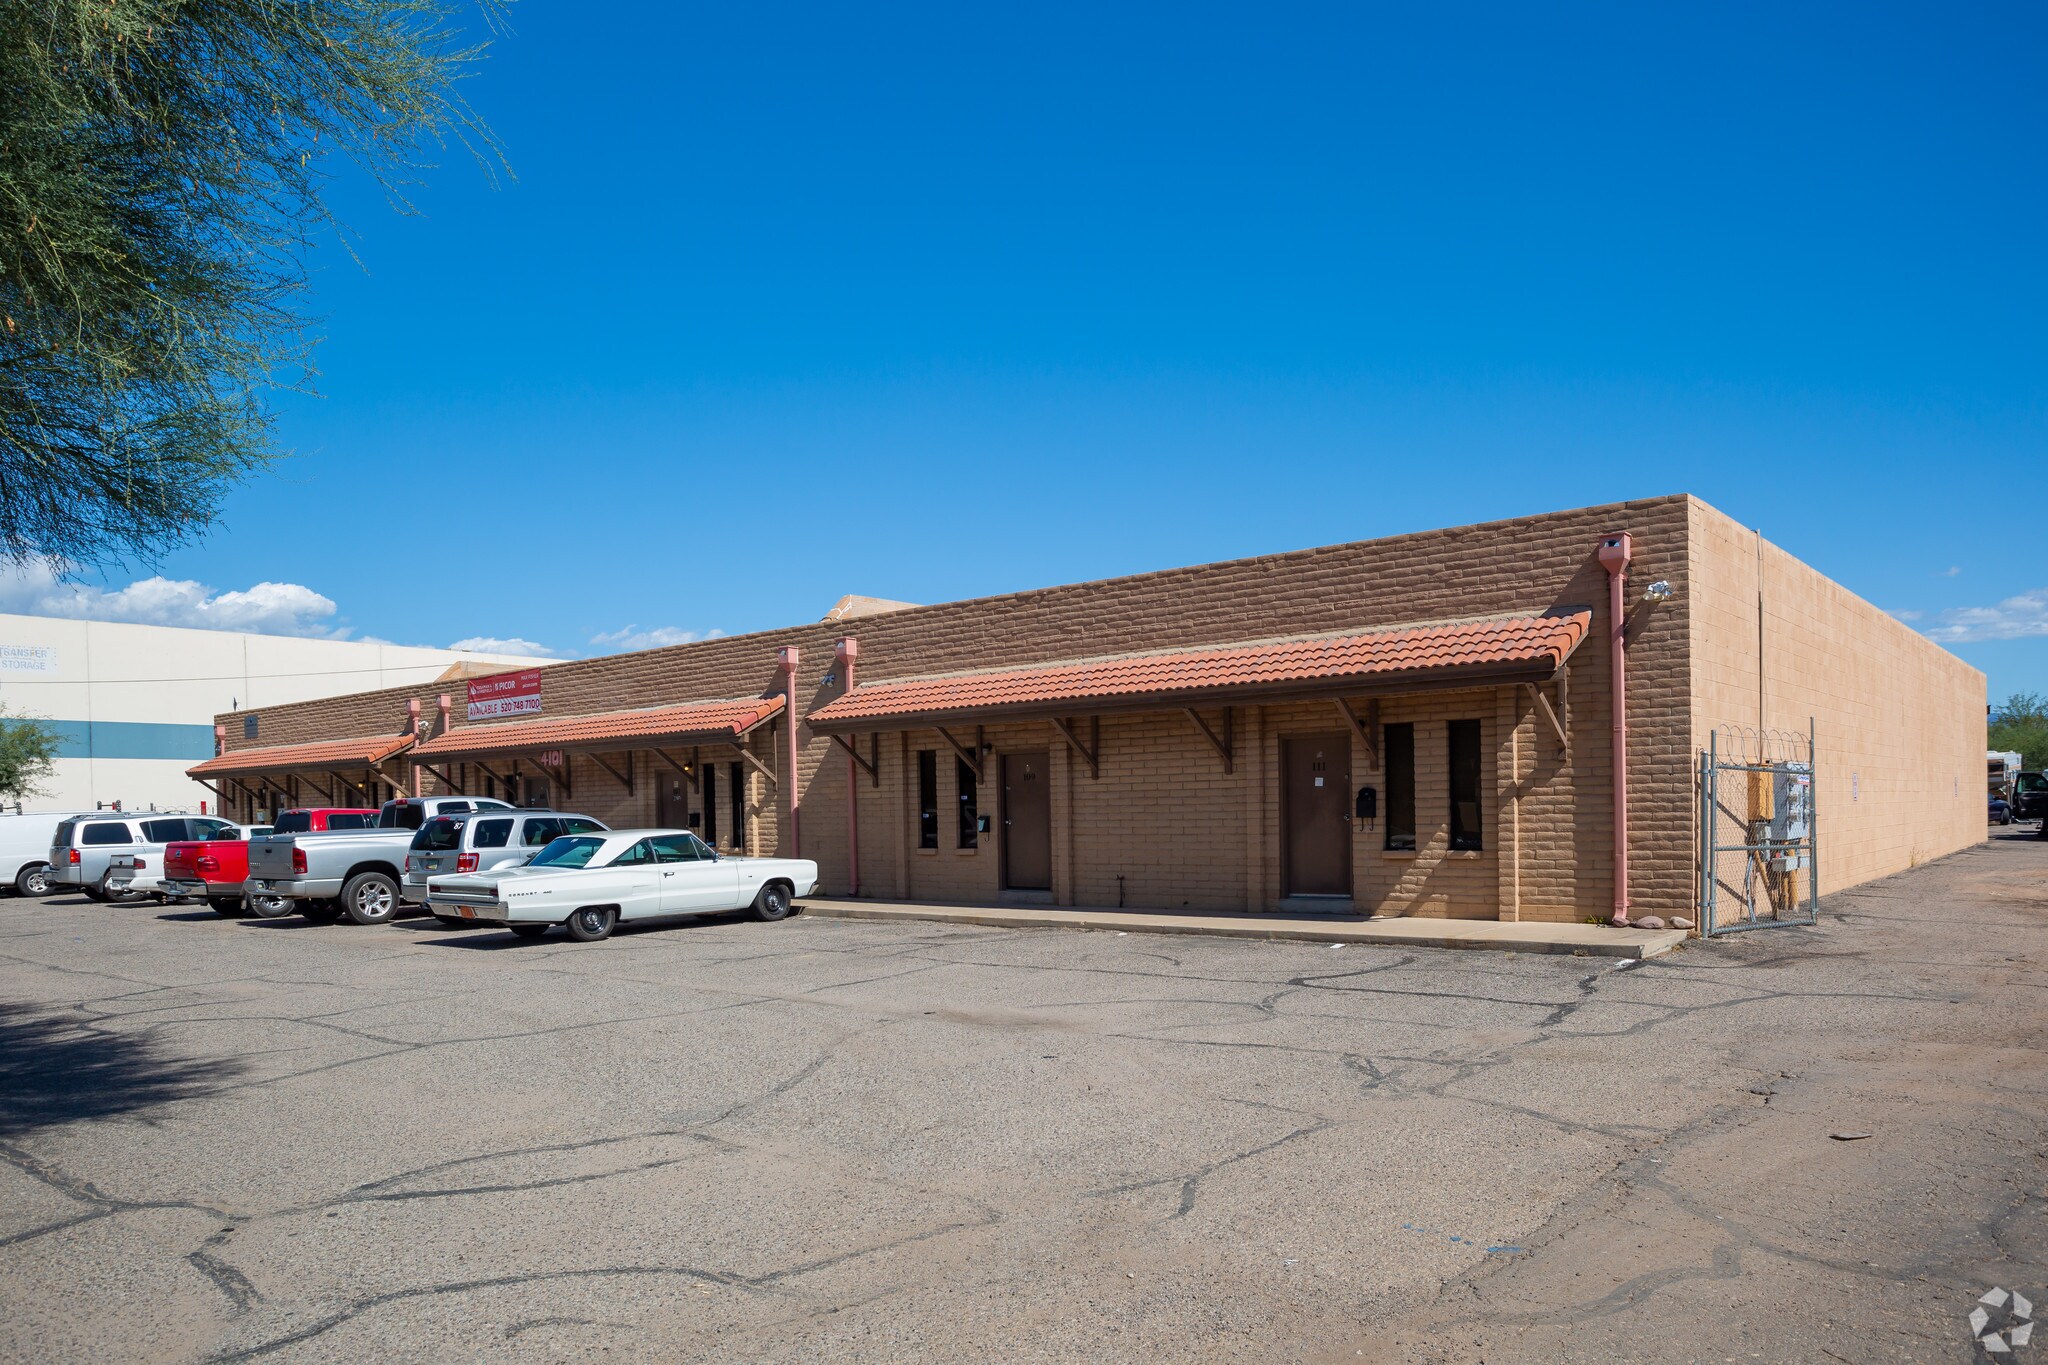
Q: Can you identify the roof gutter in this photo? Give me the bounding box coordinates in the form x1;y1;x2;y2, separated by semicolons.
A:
837;637;859;896
779;647;802;857
1598;532;1633;927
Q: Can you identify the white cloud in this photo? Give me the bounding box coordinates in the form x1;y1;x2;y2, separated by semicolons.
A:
0;560;345;637
589;624;725;654
448;636;565;659
1922;589;2048;643
1940;566;1962;577
1888;608;1924;622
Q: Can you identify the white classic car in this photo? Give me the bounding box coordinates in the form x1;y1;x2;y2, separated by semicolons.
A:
423;828;819;942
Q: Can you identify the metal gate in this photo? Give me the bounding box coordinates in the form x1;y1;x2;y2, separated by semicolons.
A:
1698;723;1818;935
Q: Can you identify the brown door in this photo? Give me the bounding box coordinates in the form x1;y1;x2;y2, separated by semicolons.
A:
1002;751;1053;891
657;774;690;829
1283;734;1352;897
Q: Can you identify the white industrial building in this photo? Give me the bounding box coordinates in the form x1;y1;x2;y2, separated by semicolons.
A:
0;615;544;815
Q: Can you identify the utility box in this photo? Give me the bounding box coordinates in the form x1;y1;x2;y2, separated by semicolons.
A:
1768;762;1812;869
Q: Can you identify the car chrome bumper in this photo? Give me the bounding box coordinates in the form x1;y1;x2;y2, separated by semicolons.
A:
425;897;513;924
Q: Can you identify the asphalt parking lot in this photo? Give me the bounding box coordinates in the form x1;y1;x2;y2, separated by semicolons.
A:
3;834;2045;1364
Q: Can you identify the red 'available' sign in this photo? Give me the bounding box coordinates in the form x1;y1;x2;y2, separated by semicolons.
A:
467;669;544;721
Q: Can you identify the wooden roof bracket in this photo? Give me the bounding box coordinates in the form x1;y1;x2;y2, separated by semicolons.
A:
830;733;880;786
650;748;692;782
1050;716;1100;778
588;750;634;795
738;742;777;789
936;725;984;783
1184;706;1234;774
192;778;225;802
1526;673;1569;750
1333;696;1380;769
328;769;369;799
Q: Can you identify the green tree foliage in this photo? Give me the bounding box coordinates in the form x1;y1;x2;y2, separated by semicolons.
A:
0;1;505;571
0;708;61;801
1991;693;2048;771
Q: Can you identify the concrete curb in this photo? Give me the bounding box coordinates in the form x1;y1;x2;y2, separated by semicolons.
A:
797;899;1688;959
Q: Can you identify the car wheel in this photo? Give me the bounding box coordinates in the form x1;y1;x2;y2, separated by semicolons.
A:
243;894;293;919
207;896;247;918
751;882;795;922
297;898;345;923
79;882;106;902
340;872;401;926
565;906;617;943
18;864;52;897
507;923;551;940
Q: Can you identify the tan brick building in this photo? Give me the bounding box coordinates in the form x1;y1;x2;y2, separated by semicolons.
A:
192;495;1985;927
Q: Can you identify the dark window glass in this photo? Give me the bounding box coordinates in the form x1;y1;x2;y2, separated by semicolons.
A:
521;818;563;847
1449;720;1483;851
142;819;185;842
243;715;258;739
196;820;234;839
82;822;131;846
472;818;514;849
563;818;606;836
729;762;745;851
956;757;978;849
610;838;656;867
273;812;311;834
380;802;425;830
412;818;463;853
328;813;375;830
439;801;472;816
53;821;75;847
1384;723;1416;851
917;751;938;849
703;763;718;846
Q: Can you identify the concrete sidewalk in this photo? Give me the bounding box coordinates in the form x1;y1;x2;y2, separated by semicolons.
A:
797;897;1689;959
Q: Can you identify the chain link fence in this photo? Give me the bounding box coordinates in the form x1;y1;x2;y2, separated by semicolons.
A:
1698;723;1817;935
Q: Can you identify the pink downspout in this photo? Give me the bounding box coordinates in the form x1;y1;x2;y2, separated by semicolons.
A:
837;637;860;896
778;647;802;856
1598;533;1633;926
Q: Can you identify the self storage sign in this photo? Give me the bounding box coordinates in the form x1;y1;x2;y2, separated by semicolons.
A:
466;669;544;720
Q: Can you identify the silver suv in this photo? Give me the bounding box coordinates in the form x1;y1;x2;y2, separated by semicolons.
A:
403;810;608;911
49;813;238;901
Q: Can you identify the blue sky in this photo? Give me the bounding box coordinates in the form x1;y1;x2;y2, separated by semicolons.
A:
18;2;2044;700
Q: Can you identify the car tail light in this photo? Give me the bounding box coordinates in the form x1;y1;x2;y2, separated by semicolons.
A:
405;856;418;873
291;848;308;874
196;856;218;874
457;853;479;872
68;849;79;865
133;858;147;870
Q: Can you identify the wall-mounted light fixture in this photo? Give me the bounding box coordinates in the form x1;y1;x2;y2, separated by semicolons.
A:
1643;580;1675;603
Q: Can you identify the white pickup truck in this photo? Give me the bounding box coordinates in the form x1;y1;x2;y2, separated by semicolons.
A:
425;828;818;942
245;796;516;924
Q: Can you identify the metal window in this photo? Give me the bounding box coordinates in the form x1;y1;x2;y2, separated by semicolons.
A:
1448;719;1483;851
729;762;746;851
956;757;978;849
703;763;719;846
917;751;938;849
1384;723;1415;851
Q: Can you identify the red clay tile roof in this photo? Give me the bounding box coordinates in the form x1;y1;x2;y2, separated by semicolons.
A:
808;611;1593;730
413;695;786;760
188;733;416;779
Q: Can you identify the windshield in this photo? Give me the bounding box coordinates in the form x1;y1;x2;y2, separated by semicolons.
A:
527;835;606;869
2018;772;2047;794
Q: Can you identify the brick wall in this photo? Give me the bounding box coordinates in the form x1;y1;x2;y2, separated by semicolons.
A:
218;494;1703;919
1688;500;1985;896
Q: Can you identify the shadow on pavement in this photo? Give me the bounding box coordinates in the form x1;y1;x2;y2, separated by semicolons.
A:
421;910;754;950
0;1002;244;1137
155;911;219;923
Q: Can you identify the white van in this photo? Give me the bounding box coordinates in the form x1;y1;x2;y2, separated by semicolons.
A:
0;812;90;896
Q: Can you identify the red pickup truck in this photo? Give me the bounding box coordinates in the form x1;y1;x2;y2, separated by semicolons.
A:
165;808;378;916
